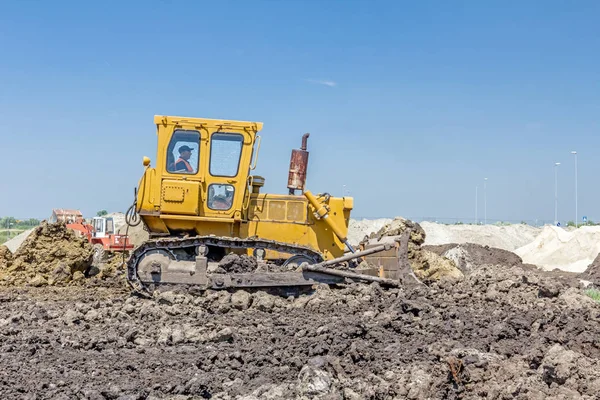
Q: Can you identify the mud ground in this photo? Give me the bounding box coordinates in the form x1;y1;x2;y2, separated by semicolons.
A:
1;221;599;399
1;262;599;400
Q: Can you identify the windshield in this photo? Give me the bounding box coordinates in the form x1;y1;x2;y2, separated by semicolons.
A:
210;133;243;177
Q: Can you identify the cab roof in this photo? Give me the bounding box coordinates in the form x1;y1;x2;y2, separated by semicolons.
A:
154;115;263;132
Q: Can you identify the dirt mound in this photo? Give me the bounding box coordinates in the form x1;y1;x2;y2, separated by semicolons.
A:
425;243;525;274
0;261;598;399
0;245;11;269
0;222;93;287
368;217;426;245
580;253;600;284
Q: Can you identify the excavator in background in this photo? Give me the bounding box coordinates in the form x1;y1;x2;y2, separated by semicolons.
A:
125;115;410;294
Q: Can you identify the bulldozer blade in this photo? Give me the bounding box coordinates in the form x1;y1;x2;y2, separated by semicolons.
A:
359;230;423;287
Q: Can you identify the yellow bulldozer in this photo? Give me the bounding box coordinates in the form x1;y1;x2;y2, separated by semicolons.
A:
126;115;412;294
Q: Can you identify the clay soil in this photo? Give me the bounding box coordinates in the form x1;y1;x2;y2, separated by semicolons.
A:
581;253;600;285
1;262;600;400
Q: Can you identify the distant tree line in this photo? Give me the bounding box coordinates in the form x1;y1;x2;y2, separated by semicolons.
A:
0;217;41;230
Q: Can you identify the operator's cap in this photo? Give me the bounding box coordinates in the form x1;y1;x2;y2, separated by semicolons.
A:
179;145;193;152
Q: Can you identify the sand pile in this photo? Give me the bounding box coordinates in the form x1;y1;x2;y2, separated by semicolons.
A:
347;218;393;245
515;225;600;273
0;222;93;287
349;218;541;251
420;221;541;251
365;217;463;281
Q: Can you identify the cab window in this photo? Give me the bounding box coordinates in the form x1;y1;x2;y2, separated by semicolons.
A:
210;133;243;177
106;218;114;234
207;184;234;210
166;130;200;174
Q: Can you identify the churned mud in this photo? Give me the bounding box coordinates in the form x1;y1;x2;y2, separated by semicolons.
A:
1;263;599;399
1;221;599;399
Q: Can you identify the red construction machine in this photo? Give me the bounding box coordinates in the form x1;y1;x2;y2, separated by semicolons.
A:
52;209;134;255
67;216;134;253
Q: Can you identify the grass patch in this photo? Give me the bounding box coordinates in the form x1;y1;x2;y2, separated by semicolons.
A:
0;231;25;245
584;288;600;303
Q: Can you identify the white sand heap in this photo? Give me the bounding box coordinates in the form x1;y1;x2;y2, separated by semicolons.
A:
419;222;542;251
347;218;393;246
348;218;541;251
515;225;600;273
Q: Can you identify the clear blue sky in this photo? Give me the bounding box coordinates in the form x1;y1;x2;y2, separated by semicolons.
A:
1;1;599;223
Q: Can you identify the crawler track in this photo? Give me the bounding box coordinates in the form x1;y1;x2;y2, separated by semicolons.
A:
126;235;325;292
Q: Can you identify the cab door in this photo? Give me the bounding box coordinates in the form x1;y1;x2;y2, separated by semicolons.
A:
201;131;250;219
160;129;203;216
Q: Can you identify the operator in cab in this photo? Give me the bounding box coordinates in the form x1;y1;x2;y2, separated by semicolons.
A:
174;145;194;173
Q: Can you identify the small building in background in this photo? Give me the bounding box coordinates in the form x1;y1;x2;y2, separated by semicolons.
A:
49;209;83;224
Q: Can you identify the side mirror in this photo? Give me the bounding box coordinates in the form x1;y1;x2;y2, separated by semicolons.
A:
142;156;151;167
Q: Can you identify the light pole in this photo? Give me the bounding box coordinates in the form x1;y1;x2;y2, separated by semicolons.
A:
554;162;560;225
484;178;488;225
475;186;478;224
571;151;578;227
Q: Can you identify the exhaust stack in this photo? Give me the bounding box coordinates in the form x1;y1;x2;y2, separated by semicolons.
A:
287;133;310;195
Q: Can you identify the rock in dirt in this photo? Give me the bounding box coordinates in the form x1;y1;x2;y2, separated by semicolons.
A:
0;222;93;287
231;291;252;310
297;363;333;396
369;217;426;245
411;249;463;281
28;274;48;287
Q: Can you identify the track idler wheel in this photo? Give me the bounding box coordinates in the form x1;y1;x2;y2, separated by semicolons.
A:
137;250;173;284
282;254;318;271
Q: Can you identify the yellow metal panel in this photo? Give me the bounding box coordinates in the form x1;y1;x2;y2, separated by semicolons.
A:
160;180;200;215
163;186;185;202
154;115;263;132
248;198;266;220
286;201;305;222
268;201;286;220
343;197;354;210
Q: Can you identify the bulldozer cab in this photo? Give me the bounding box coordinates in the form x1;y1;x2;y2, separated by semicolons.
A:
154;116;263;220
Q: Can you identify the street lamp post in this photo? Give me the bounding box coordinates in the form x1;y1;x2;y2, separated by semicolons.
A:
475;186;478;224
554;162;560;225
484;178;488;225
571;151;578;227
